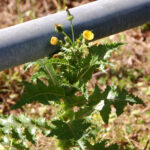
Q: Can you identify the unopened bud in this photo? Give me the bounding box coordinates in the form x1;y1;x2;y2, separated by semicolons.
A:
66;7;74;21
67;15;74;21
55;24;64;33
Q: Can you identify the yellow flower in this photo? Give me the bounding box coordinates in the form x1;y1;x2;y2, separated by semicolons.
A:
83;30;94;41
50;37;58;45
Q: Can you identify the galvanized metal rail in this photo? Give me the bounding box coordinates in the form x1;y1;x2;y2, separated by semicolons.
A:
0;0;150;71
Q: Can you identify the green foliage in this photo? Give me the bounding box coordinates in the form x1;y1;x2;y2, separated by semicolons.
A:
98;86;144;124
12;78;65;109
50;119;90;140
0;115;51;149
141;22;150;32
2;10;144;150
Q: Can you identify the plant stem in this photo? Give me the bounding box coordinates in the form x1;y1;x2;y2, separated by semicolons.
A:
9;138;13;150
63;0;66;9
57;0;61;11
62;32;73;45
17;0;22;23
70;20;75;47
42;59;56;86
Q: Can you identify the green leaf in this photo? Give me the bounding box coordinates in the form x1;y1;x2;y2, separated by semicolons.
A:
65;95;86;108
24;61;37;72
31;70;48;82
25;126;37;145
34;57;59;86
99;86;144;124
16;114;31;124
100;101;111;124
50;119;90;140
35;117;46;127
89;43;123;60
0;136;9;145
77;65;98;85
0;114;51;149
75;85;110;119
88;85;109;106
12;140;29;150
1;127;11;135
12;126;24;140
44;63;58;86
50;120;73;140
12;79;65;109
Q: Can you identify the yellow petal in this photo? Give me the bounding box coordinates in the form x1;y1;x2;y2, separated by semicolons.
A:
83;30;94;41
50;37;58;45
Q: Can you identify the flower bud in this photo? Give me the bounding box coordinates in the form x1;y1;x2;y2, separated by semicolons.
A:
55;24;64;33
67;15;74;21
66;7;74;21
58;52;64;58
53;54;58;58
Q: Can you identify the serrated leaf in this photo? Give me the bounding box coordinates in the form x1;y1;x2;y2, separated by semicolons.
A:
1;136;9;145
100;101;111;124
41;129;51;137
16;114;31;124
12;140;29;150
77;65;98;85
88;85;110;106
99;86;144;124
25;126;37;145
70;119;90;140
50;119;90;140
12;126;24;140
0;118;8;127
31;70;48;82
1;127;11;135
0;114;51;149
50;120;72;140
35;118;46;127
12;79;65;109
75;85;109;119
89;43;123;60
24;61;37;72
65;95;86;108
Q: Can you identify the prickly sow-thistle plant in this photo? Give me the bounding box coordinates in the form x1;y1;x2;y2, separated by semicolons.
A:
0;9;144;150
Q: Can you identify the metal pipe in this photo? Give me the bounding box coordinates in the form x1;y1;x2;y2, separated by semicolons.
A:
0;0;150;71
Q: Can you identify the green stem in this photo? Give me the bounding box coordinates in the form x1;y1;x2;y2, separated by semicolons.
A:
58;0;61;11
63;0;66;9
70;20;75;47
42;60;56;86
62;32;73;45
17;0;23;23
9;138;13;150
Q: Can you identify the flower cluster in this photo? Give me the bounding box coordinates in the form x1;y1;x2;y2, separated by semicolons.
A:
50;29;94;46
50;8;94;48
